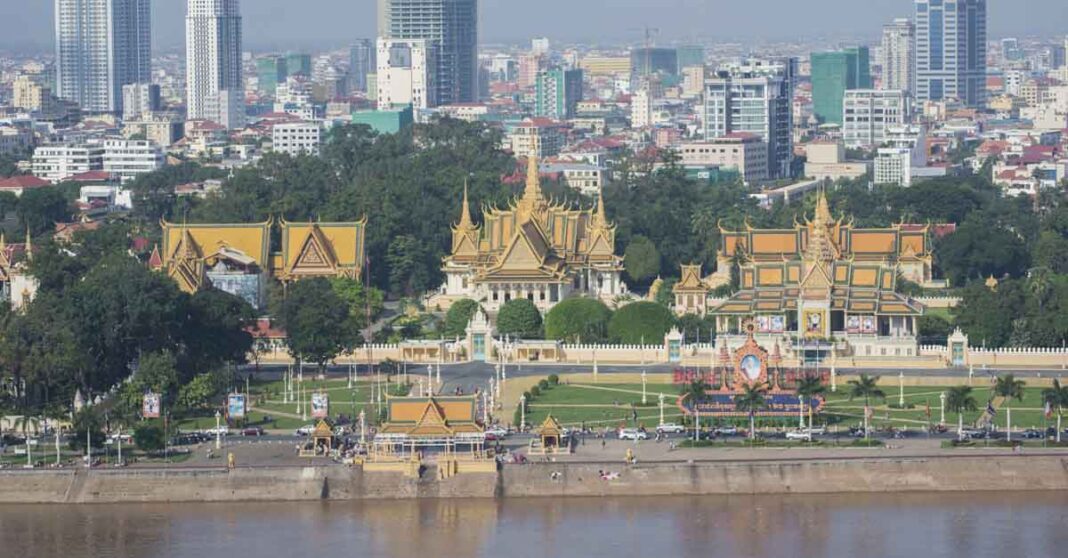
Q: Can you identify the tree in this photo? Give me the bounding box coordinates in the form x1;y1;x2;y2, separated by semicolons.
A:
674;314;715;344
993;374;1026;413
623;235;661;285
936;218;1030;287
68;408;106;452
443;299;480;338
945;385;979;436
1041;379;1068;424
385;235;434;297
176;373;221;411
848;374;885;439
543;298;611;343
273;278;354;372
607;301;675;344
16;186;72;236
134;422;167;453
496;298;543;338
795;375;827;430
1032;231;1068;274
680;378;711;405
917;315;953;345
734;382;768;439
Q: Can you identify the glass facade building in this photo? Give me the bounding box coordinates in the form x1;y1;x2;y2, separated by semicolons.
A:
915;0;986;107
810;47;872;126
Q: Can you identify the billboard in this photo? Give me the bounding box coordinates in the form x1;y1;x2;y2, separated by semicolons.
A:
311;392;329;419
227;394;247;418
142;392;161;418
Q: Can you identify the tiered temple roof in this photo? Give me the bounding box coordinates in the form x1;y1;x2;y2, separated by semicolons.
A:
446;156;621;283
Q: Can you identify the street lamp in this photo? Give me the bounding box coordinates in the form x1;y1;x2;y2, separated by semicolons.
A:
658;393;665;427
214;410;222;450
641;370;648;405
939;391;946;424
899;371;905;407
519;395;527;431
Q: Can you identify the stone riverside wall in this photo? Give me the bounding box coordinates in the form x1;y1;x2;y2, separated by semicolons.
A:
1;456;1066;504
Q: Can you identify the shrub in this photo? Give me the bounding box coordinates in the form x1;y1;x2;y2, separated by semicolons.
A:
497;299;543;338
538;379;550;390
530;385;541;397
442;299;480;338
548;374;559;385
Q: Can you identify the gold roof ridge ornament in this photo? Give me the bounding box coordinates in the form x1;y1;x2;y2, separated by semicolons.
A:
516;155;548;222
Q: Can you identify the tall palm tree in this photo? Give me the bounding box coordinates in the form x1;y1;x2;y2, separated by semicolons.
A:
734;382;768;440
848;374;885;438
946;385;979;439
12;415;40;466
994;374;1026;438
796;375;827;431
680;378;710;405
1041;379;1068;442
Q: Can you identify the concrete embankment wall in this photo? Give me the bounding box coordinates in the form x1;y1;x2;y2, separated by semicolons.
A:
0;455;1066;504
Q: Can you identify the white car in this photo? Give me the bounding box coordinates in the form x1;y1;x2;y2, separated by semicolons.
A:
656;423;685;434
618;428;648;441
294;424;316;437
714;426;739;436
785;430;813;441
202;426;230;437
806;426;827;436
484;426;509;439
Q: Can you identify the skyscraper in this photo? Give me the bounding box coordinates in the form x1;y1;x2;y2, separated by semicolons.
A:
186;0;243;127
810;47;872;126
348;40;375;93
703;59;796;179
54;0;151;114
915;0;987;107
379;0;478;105
881;18;915;96
535;68;583;120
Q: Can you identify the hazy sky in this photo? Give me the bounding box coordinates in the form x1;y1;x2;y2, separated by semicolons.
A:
2;0;1066;52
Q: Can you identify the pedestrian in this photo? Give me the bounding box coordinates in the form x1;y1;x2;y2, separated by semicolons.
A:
601;438;606;451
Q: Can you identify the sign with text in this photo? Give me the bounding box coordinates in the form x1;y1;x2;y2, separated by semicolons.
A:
311;392;329;419
227;394;247;419
142;392;161;419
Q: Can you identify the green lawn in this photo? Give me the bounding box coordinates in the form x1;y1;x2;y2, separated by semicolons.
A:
523;383;684;428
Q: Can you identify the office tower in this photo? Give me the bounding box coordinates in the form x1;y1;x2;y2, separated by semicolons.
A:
256;56;288;96
186;0;243;127
811;47;872;126
286;53;312;77
535;68;583;120
531;37;550;56
676;45;705;73
842;90;910;148
121;82;160;120
881;18;915;95
54;0;151;114
379;0;478;104
915;0;987;107
349;40;375;93
376;38;437;111
517;54;543;89
631;47;678;80
703;59;795;179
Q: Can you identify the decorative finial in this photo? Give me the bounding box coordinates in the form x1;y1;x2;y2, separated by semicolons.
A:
458;178;474;229
24;226;32;261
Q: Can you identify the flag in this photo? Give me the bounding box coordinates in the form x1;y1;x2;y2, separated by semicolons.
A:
985;401;996;418
1045;401;1054;420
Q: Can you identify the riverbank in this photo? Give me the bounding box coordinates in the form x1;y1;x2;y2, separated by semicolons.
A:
1;453;1066;504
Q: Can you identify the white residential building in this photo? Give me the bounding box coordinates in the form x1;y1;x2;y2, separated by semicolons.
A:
272;121;322;156
842;89;910;149
121;82;160;120
508;119;566;158
675;134;770;184
102;139;163;182
376;38;437;112
874;148;914;186
185;0;243;127
631;88;652;128
880;18;915;96
32;143;106;183
55;0;151;114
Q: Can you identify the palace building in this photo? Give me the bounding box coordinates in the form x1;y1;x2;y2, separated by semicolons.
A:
154;217;367;309
432;156;627;313
676;191;931;363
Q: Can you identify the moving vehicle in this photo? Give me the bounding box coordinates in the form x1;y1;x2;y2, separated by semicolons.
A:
294;424;316;437
714;426;739;436
484;426;509;440
618;428;648;441
785;430;813;441
241;427;265;437
656;423;685;434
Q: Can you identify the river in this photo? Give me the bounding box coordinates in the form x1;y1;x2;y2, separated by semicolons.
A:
1;492;1066;558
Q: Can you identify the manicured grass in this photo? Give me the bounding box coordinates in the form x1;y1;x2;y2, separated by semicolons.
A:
521;383;683;428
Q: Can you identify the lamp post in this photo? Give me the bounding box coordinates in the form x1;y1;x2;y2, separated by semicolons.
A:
427;367;433;396
830;364;837;393
55;428;61;466
658;393;665;427
1006;407;1012;443
519;395;527;431
939;392;946;424
898;371;905;407
214;410;222;450
359;409;366;445
799;392;806;429
641;370;648;405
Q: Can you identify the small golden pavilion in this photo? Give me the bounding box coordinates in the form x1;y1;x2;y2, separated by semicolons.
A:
432;156;627;313
676;191;929;360
152;217;367;308
372;396;486;461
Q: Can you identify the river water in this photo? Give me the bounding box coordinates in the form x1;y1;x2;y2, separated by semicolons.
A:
1;492;1066;558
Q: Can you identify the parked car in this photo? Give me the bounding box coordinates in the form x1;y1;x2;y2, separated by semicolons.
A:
785;430;813;441
294;424;316;437
806;426;827;436
241;427;265;437
960;428;988;440
618;428;648;441
714;426;739;436
1021;429;1043;439
172;433;209;446
656;423;686;434
106;433;133;444
484;426;509;440
202;426;230;437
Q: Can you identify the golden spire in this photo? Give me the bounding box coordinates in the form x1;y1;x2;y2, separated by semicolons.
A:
517;155;546;220
24;226;32;261
805;189;837;262
458;179;474;230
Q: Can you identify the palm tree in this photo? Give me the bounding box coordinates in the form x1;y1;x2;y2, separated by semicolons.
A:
681;378;711;436
1041;379;1068;442
994;374;1026;439
848;374;885;439
945;385;978;440
734;382;768;440
12;415;40;466
795;375;827;431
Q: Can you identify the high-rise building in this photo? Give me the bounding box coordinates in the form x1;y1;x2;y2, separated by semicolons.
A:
121;82;161;120
376;38;437;111
186;0;244;127
842;89;910;149
676;45;705;73
631;88;652;129
702;59;796;179
880;18;915;95
811;47;872;126
54;0;151;114
379;0;479;104
535;68;583;120
531;37;550;56
915;0;987;108
256;56;288;96
631;47;678;80
285;53;312;78
517;53;543;89
348;40;375;93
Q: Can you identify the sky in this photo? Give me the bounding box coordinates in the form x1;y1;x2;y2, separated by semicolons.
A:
2;0;1066;52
